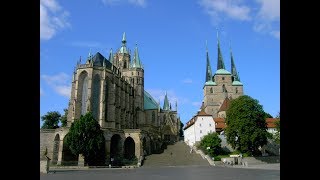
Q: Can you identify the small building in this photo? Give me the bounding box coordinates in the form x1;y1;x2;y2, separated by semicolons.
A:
183;106;216;147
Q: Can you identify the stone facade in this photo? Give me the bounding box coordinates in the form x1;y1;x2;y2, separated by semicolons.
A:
40;33;180;166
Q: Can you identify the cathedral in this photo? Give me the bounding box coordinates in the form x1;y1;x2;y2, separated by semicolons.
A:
40;33;181;166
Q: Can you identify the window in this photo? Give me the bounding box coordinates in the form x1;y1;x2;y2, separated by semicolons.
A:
138;72;139;76
236;87;238;94
222;77;225;80
200;130;202;133
199;123;201;127
209;123;211;126
210;87;213;93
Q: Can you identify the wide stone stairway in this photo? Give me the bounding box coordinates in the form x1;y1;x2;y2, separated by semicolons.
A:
142;140;210;167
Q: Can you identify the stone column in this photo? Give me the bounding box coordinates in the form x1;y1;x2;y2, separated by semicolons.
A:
78;154;85;166
56;140;64;165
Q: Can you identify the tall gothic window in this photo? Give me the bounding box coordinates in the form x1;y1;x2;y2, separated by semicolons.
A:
81;75;88;115
104;81;108;122
92;74;101;121
152;111;155;124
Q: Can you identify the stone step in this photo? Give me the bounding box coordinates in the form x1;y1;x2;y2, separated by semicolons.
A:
143;141;209;167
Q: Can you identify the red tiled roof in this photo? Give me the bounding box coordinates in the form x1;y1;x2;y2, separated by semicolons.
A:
218;97;230;112
266;118;279;128
214;118;226;129
197;108;210;116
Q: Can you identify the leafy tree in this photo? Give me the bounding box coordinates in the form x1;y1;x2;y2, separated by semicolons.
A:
179;121;184;137
41;111;61;129
60;108;68;127
264;112;273;118
65;112;105;166
199;132;222;157
225;95;270;155
273;112;280;144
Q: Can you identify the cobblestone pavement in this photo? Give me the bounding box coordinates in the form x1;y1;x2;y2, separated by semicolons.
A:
41;165;280;180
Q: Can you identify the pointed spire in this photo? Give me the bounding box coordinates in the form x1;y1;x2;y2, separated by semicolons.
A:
205;40;213;83
175;100;178;111
163;91;170;110
122;32;126;43
158;99;161;112
119;32;128;54
230;42;239;81
131;43;143;68
217;29;225;70
109;48;114;64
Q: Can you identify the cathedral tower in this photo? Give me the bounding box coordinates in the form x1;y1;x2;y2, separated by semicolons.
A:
203;31;244;118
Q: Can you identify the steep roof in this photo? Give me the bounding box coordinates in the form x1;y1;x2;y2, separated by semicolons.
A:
91;52;112;69
144;90;159;110
218;97;231;112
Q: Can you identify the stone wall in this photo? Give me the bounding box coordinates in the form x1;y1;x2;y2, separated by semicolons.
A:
40;129;56;160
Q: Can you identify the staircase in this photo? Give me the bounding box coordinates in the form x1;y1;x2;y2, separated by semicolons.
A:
142;141;210;167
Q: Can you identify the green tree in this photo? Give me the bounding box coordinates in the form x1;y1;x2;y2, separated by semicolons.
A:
65;112;105;166
41;111;61;129
60;108;68;127
273;112;280;144
225;95;270;155
179;121;184;137
199;132;222;157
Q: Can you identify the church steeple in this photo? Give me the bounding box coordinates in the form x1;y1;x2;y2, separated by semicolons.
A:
217;30;225;70
230;44;239;81
119;32;128;54
205;40;213;83
131;43;143;68
109;48;114;64
163;92;170;110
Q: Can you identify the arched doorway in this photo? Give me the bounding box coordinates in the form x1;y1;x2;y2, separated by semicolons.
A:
52;134;60;164
110;134;122;165
124;137;135;160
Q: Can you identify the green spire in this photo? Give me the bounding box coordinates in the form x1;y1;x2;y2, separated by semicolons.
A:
108;48;114;64
217;30;225;70
163;92;170;110
230;43;241;82
119;32;128;54
131;43;143;68
205;40;213;83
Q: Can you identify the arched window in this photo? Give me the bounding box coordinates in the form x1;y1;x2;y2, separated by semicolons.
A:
222;84;227;92
92;74;101;121
235;87;238;94
81;74;88;115
210;87;213;93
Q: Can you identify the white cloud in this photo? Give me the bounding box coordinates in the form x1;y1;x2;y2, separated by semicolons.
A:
40;88;44;96
41;72;71;98
128;0;146;7
102;0;146;7
40;0;70;40
199;0;251;24
253;0;280;39
182;78;193;84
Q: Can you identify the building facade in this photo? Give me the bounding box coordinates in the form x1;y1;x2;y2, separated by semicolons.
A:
183;106;216;147
40;33;181;166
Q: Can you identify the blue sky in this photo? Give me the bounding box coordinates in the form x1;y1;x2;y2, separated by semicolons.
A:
40;0;280;127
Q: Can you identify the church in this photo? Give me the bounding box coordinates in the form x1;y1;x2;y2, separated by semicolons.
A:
184;33;244;147
40;33;181;166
